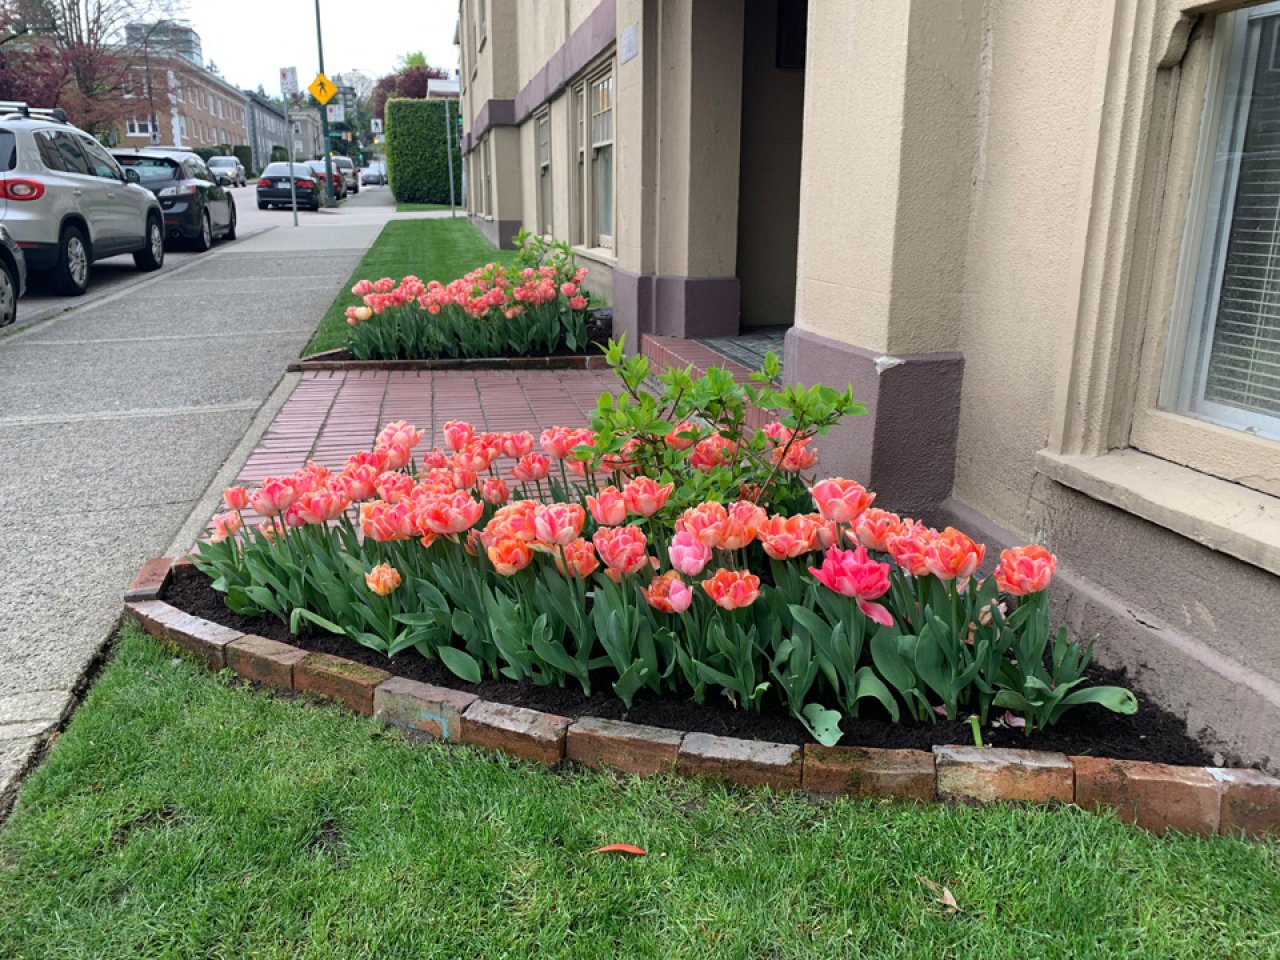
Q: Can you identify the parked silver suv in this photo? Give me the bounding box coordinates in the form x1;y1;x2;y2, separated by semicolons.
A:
0;102;165;295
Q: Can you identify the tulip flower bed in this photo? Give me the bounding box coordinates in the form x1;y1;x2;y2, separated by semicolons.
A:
193;344;1139;748
340;232;604;362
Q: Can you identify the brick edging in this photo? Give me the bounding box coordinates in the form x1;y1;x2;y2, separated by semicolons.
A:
287;353;611;373
122;558;1280;838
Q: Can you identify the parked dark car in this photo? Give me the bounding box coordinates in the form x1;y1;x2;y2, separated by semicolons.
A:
111;148;236;252
0;223;26;327
257;161;321;211
305;160;345;201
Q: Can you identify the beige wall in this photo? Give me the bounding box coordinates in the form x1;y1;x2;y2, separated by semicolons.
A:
798;0;1280;766
952;1;1110;536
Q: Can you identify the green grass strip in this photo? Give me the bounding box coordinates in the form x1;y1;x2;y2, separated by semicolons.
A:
1;625;1277;959
302;217;518;356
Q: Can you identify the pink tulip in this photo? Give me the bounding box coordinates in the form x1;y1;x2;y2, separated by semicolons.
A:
592;525;650;576
622;476;674;517
481;477;511;506
587;486;627;526
442;420;476;452
643;572;694;614
223;486;249;511
853;508;903;552
757;514;821;560
375;471;415;504
810;477;876;524
250;476;297;517
668;530;713;577
676;501;728;548
809;546;894;626
512;452;551;483
417;492;484;536
500;431;534;459
210;511;241;542
534;502;586;546
925;528;986;582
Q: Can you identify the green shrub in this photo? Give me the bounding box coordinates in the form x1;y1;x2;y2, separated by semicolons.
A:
385;98;461;204
232;144;253;174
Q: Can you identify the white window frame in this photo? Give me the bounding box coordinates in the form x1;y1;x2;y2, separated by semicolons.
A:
126;113;159;135
1162;1;1280;440
572;62;615;253
536;110;552;237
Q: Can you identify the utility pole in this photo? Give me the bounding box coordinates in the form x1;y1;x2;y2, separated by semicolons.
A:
445;97;456;218
314;0;335;207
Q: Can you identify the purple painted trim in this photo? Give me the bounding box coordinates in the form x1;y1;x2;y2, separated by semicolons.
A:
469;215;524;250
613;268;740;343
465;98;517;152
783;327;964;515
466;0;617;154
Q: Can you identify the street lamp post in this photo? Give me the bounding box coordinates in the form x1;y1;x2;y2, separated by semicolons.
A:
314;0;336;207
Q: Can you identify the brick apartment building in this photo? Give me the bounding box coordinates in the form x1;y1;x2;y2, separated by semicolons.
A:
119;52;248;151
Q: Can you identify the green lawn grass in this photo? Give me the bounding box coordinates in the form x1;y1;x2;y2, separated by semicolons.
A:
302;217;517;356
396;201;454;212
1;625;1277;959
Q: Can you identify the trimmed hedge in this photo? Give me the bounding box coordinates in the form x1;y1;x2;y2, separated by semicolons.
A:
385;98;461;205
232;144;253;175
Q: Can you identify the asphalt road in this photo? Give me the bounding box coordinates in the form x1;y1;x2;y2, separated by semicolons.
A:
12;182;400;332
0;184;411;804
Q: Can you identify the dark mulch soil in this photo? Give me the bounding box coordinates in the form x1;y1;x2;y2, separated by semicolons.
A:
165;564;1213;765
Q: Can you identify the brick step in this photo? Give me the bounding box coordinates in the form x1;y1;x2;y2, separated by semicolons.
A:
640;335;771;429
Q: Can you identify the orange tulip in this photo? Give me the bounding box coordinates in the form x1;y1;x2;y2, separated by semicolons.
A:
487;538;533;576
924;527;986;581
994;544;1057;596
701;568;761;610
365;563;402;596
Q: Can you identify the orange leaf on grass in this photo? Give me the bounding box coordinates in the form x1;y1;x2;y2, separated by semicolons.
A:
590;844;647;856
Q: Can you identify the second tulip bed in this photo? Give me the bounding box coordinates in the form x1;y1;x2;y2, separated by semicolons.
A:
195;344;1137;745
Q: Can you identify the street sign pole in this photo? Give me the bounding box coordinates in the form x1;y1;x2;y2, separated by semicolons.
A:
445;98;456;219
313;0;335;207
288;123;299;227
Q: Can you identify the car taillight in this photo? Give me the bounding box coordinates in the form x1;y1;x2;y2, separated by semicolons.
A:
297;179;315;189
158;184;198;197
0;178;46;201
257;178;271;187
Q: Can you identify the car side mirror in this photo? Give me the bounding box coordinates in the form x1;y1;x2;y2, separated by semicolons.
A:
124;168;141;184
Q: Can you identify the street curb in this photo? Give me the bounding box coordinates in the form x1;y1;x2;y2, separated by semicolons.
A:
123;576;1280;839
165;372;302;557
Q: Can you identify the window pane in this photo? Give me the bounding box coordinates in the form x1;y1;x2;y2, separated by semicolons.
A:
54;133;92;175
594;143;613;242
1193;11;1280;423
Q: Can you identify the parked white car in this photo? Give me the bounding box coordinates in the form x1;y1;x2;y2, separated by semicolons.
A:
0;101;165;295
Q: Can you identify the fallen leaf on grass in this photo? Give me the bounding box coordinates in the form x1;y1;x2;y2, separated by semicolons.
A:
590;844;647;856
917;876;961;916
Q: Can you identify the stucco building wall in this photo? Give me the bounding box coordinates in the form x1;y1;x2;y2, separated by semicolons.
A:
458;0;1280;767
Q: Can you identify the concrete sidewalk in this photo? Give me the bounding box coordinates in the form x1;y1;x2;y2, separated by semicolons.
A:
0;213;392;807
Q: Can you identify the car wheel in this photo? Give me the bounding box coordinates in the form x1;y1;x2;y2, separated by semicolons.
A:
52;224;91;295
258;201;269;210
309;200;321;212
193;210;213;252
0;258;16;327
133;215;165;272
224;202;237;241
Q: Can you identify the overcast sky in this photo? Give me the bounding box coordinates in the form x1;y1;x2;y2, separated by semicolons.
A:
181;0;459;94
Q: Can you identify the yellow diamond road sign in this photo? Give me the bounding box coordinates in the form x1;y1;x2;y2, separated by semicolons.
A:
308;73;336;105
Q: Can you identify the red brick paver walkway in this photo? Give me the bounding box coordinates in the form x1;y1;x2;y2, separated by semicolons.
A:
235;368;617;487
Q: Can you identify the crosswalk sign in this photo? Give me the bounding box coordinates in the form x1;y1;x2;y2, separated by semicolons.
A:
308;73;337;105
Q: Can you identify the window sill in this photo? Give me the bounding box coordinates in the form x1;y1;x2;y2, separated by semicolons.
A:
571;244;616;267
1035;448;1280;577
